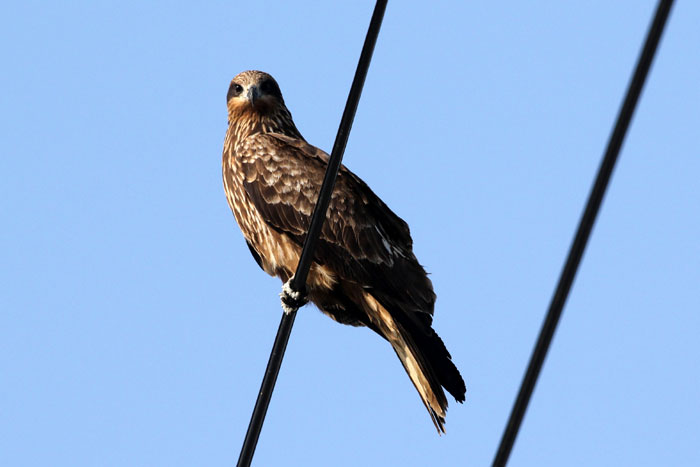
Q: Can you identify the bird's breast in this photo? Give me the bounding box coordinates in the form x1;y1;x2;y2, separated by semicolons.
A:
222;140;296;280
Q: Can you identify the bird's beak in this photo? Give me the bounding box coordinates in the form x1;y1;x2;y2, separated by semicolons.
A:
247;85;260;107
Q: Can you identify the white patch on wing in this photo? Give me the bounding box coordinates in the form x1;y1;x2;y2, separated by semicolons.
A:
381;237;393;253
375;225;394;254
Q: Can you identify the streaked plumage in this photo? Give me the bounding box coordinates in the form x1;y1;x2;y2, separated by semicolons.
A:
222;70;466;432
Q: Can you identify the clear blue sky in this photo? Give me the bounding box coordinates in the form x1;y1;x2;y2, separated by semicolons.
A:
2;1;698;465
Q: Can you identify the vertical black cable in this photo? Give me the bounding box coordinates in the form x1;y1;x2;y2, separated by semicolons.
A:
236;2;388;466
493;1;674;465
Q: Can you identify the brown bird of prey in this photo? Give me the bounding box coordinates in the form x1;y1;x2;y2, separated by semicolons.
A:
222;70;466;432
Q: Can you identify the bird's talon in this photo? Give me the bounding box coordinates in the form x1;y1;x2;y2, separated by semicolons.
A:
280;279;307;314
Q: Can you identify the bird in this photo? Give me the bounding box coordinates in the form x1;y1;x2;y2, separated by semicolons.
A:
222;70;466;432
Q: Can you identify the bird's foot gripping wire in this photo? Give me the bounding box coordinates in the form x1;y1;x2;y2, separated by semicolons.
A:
280;278;308;315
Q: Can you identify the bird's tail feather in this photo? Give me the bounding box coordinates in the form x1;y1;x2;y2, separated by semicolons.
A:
362;293;465;433
394;309;467;405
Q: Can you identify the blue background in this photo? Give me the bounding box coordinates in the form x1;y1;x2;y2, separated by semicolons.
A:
2;1;698;465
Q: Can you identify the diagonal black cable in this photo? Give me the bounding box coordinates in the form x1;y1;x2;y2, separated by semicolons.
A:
493;1;674;465
236;2;388;466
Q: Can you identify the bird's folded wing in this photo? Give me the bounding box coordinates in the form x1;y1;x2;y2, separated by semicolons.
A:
238;133;435;316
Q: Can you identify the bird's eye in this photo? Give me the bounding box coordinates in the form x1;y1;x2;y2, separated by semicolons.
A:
227;82;244;102
260;79;281;99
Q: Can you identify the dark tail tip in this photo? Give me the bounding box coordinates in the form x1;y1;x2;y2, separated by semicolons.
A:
425;329;466;403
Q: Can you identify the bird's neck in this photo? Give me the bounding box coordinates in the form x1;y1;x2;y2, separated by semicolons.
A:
227;105;304;147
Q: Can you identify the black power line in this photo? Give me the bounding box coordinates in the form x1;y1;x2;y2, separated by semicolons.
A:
236;2;388;466
492;1;675;465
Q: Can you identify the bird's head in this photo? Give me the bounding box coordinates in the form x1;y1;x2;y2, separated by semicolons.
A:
226;70;301;140
227;70;285;116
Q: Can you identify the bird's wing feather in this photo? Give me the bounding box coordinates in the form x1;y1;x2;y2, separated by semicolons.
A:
238;133;435;315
